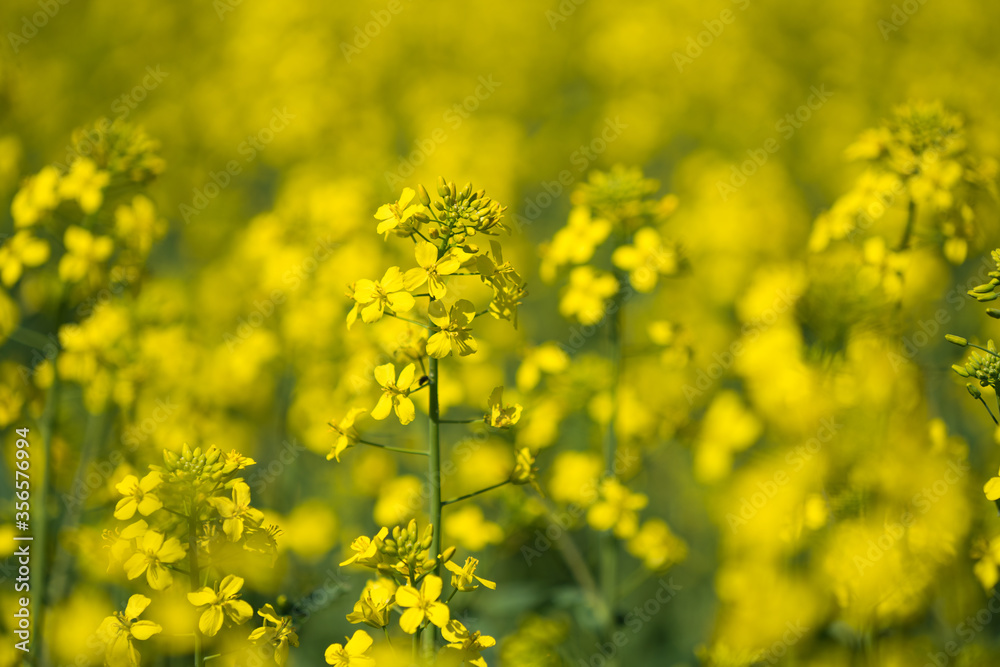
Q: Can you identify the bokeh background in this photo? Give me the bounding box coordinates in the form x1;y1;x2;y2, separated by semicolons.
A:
3;0;1000;665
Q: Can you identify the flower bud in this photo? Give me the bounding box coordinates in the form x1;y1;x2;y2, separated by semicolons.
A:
968;383;983;399
952;364;970;377
417;184;431;206
945;335;968;347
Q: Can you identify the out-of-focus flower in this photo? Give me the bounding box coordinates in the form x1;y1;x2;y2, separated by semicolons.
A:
0;231;49;286
96;594;162;667
113;471;163;520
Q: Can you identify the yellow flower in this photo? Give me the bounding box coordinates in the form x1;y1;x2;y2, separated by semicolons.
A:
440;619;496;667
248;605;299;667
395;574;450;634
403;240;466;299
96;594;162;667
611;227;677;292
445;557;497;592
374;187;423;238
0;231;50;286
558;266;618;325
587;479;648;539
328;407;366;461
485;386;522;428
371;362;417;425
347;267;415;328
11;166;61;228
346;578;396;629
984;467;1000;500
443;505;504;552
340;527;389;568
187;574;254;636
626;518;688;571
114;471;163;520
427;299;478;358
58;225;114;283
540;206;611;280
509;448;540;493
115;194;166;255
123;530;186;590
325;629;376;667
208;481;264;541
58;158;110;213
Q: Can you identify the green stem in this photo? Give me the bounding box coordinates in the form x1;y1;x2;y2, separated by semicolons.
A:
189;512;203;666
441;480;510;505
897;198;917;251
977;396;998;425
438;418;481;424
599;264;628;658
425;354;442;657
358;439;428;456
32;372;60;665
388;313;432;329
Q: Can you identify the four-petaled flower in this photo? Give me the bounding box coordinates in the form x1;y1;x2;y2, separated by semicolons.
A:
509;448;541;494
372;363;417;425
114;471;164;520
611;227;678;292
374;187;423;238
208;481;264;541
0;231;50;287
984;466;1000;500
248;604;299;667
427;299;478;358
58;157;110;213
97;594;162;667
347;267;415;328
123;530;186;590
346;578;396;628
439;619;496;667
340;527;389;568
187;574;254;637
484;386;522;428
558;266;619;325
58;225;114;284
587;478;649;539
404;241;466;299
445;557;497;592
324;629;376;667
328;407;366;461
395;574;450;634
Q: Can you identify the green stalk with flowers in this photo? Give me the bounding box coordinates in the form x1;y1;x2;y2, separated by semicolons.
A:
328;177;533;664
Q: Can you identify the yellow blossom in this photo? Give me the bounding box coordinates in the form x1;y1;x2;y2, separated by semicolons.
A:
58;225;114;283
395;574;450;634
325;629;376;667
440;619;496;667
0;231;50;286
371;362;417;425
374;187;423;238
340;527;389;568
248;605;299;667
404;241;466;299
328;407;366;461
587;479;648;539
187;574;254;636
208;481;264;541
59;158;110;213
113;471;163;520
626;518;688;571
96;594;162;667
347;267;415;328
611;226;678;292
11;166;61;228
559;266;618;325
123;530;186;590
485;386;522;428
346;578;396;629
427;299;478;358
445;557;497;592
